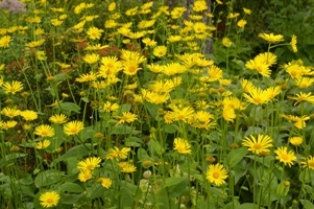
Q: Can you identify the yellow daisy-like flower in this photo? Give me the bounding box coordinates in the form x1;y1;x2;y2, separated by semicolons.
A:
1;107;21;118
77;156;102;171
258;32;284;43
0;120;17;130
105;146;131;160
0;35;12;48
173;137;191;154
63;120;84;136
75;72;97;83
39;191;60;208
49;114;67;124
280;114;310;130
288;92;314;106
237;19;247;28
222;37;232;47
243;8;252;15
83;53;100;64
78;169;93;182
122;60;141;76
115;112;138;124
289;136;303;146
153;46;167;57
98;177;112;188
290;34;297;53
118;162;137;173
20;110;38;121
25;39;45;48
86;26;104;40
2;81;23;94
206;163;228;186
275;146;297;167
300;155;314;170
34;124;55;137
35;139;51;150
242;134;273;155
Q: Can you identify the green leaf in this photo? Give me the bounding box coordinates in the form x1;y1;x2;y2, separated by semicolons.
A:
34;170;63;188
144;102;158;120
236;203;263;209
300;199;314;209
60;182;84;193
54;102;80;113
137;147;150;162
110;125;140;135
61;193;86;205
125;137;143;147
148;140;164;157
225;147;247;168
58;144;95;161
0;153;27;167
161;177;188;198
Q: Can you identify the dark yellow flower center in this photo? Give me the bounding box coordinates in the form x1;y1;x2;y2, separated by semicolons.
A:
47;198;53;204
213;172;219;179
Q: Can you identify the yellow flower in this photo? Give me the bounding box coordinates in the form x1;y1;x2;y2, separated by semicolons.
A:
83;53;100;64
1;107;21;118
258;33;284;43
2;81;23;94
192;0;207;12
173;138;191;154
39;191;60;208
243;87;270;105
34;124;55;137
207;65;223;82
290;34;297;53
275;146;297;167
102;101;119;112
115;112;138;124
105;146;131;160
138;19;155;29
206;163;228;186
237;19;247;28
49;114;67;124
243;7;252;15
25;39;45;48
120;50;146;64
118;162;137;173
86;27;104;40
50;19;63;26
288;92;314;106
35;139;51;150
0;120;17;130
26;16;41;23
75;72;97;83
227;12;240;19
280;114;310;129
142;38;157;47
0;35;12;48
289;136;303;146
108;2;116;11
222;106;236;123
153;46;167;57
36;50;47;61
98;177;112;188
78;170;93;182
20;110;38;121
63;121;84;135
77;157;102;171
242;134;273;155
122;60;141;76
300;155;314;170
222;37;232;47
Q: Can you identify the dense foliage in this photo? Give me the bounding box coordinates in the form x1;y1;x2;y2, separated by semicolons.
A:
1;0;314;208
